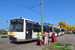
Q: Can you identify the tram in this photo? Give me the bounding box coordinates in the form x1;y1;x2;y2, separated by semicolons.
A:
53;25;65;36
8;17;64;42
72;29;75;34
60;28;65;35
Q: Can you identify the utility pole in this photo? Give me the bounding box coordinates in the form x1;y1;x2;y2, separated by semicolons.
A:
30;0;43;34
41;0;43;34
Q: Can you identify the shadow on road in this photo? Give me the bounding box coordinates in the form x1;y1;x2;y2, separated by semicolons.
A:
10;40;52;46
10;40;37;44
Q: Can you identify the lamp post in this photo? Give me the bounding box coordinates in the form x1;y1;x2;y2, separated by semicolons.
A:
52;24;54;32
6;20;8;31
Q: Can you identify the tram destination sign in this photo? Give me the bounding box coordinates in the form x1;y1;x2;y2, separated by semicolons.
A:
11;19;17;22
26;20;39;25
11;19;23;22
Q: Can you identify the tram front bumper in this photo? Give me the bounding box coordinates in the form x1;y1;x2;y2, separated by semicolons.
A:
9;35;17;41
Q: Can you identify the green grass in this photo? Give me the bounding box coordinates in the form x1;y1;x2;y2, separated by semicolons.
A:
0;32;3;35
42;42;72;50
0;32;7;35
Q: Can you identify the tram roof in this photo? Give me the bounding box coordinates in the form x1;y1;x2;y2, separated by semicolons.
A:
54;25;64;29
26;19;50;27
10;17;52;27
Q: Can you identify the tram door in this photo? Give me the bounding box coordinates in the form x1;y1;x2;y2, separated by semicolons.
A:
26;23;32;39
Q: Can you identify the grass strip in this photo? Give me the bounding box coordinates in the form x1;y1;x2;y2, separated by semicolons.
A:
42;42;72;50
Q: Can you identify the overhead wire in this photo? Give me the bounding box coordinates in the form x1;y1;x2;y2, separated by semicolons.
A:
6;0;41;15
5;0;58;24
30;3;41;9
5;0;29;8
43;15;58;22
32;0;38;6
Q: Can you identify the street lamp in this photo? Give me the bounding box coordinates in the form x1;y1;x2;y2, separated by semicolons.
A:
6;20;8;30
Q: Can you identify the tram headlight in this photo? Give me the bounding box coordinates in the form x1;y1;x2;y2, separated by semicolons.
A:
8;35;14;37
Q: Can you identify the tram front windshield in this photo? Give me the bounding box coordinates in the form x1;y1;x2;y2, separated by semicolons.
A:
9;19;23;32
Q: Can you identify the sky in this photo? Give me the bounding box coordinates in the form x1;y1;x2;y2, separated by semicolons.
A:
0;0;75;30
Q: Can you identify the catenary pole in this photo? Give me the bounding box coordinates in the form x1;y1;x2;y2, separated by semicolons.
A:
65;20;66;34
41;0;43;34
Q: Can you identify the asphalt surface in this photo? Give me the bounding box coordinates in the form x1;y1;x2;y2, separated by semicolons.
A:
0;35;46;50
0;35;10;45
57;34;75;50
0;34;75;50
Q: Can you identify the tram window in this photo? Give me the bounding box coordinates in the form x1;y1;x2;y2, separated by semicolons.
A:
29;24;32;34
26;24;28;31
9;19;24;32
34;25;40;32
43;26;49;33
54;30;56;32
46;27;49;33
9;24;14;31
15;23;23;32
44;26;46;32
9;23;23;32
50;27;52;32
61;29;64;32
39;25;41;32
56;29;60;33
54;28;57;32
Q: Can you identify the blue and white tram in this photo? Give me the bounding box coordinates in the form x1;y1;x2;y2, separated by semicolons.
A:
53;25;65;36
8;17;64;42
49;25;58;37
8;17;50;42
57;27;65;36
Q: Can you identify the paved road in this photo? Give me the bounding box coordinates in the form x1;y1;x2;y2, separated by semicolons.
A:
57;34;75;46
56;34;75;50
0;35;46;50
0;35;10;45
0;34;75;50
0;40;46;50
